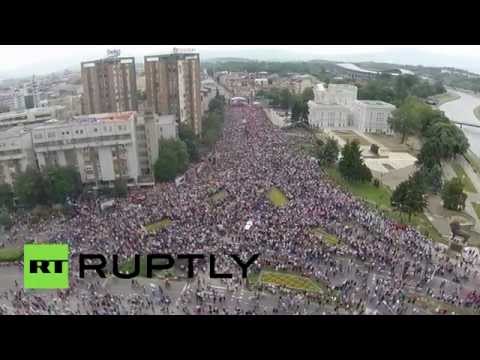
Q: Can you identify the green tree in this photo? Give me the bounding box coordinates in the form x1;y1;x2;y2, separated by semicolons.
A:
45;166;83;204
424;122;469;159
391;176;428;221
279;88;294;109
0;208;11;229
113;177;128;198
290;98;304;123
388;96;422;143
13;167;50;207
0;183;14;210
302;87;315;102
179;123;200;162
154;139;189;182
338;141;372;182
316;137;339;167
416;163;443;194
441;177;467;211
418;108;448;136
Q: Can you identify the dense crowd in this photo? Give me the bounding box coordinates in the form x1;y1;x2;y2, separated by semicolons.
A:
1;103;480;315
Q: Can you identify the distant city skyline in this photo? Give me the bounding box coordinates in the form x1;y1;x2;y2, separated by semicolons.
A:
1;45;480;79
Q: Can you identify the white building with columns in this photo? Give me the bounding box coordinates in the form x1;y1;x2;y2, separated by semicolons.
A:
308;83;395;135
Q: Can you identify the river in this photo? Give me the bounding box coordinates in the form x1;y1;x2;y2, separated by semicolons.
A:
439;89;480;156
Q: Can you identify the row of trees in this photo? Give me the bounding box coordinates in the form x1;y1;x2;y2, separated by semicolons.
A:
0;166;83;214
205;61;329;77
358;74;446;106
391;173;468;220
387;95;469;217
314;137;373;184
152;94;226;183
313;136;468;222
202;94;226;147
257;87;314;124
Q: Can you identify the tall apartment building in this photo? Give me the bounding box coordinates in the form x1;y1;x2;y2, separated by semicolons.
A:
144;52;202;136
81;57;138;115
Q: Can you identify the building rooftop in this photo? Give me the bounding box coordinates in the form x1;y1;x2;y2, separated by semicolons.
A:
74;112;136;123
0;125;37;139
145;53;199;62
36;112;137;130
357;100;395;107
399;68;414;75
81;57;135;66
0;105;65;120
336;63;378;74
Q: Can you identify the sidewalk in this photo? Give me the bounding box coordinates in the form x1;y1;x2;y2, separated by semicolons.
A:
444;158;480;233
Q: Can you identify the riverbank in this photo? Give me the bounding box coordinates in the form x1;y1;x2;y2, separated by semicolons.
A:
475;105;480;121
432;91;461;106
439;89;480;157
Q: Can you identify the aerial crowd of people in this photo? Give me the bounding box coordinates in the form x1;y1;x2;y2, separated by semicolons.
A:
1;102;480;315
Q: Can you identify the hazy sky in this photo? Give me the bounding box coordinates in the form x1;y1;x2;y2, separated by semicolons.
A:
2;45;480;78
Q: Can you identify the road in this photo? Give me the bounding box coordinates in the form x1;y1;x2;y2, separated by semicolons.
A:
440;89;480;157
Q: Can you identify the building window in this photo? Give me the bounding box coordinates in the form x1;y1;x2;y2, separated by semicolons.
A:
94;128;98;132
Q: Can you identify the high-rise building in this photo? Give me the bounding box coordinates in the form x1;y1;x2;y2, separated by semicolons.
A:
13;89;25;111
144;52;202;135
81;57;137;115
23;75;41;108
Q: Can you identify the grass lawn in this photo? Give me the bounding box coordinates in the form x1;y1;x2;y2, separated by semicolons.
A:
144;219;172;234
257;270;325;293
0;247;23;262
325;167;446;244
431;92;460;106
451;161;477;193
465;151;480;177
325;167;391;209
210;190;227;203
332;130;371;146
473;203;480;220
311;227;339;246
266;187;289;207
298;143;316;156
474;105;480;122
119;256;176;278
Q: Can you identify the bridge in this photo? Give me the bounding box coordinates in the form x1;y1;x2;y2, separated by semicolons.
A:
452;121;480;129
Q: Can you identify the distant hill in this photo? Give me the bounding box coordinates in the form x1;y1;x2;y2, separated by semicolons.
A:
203;57;257;63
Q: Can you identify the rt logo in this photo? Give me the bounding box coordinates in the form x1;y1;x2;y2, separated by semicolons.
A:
23;244;69;289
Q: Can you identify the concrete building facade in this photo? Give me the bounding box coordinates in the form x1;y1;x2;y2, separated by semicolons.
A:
81;57;138;115
144;53;202;136
352;100;395;135
0;106;66;130
31;111;176;185
0;126;36;185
